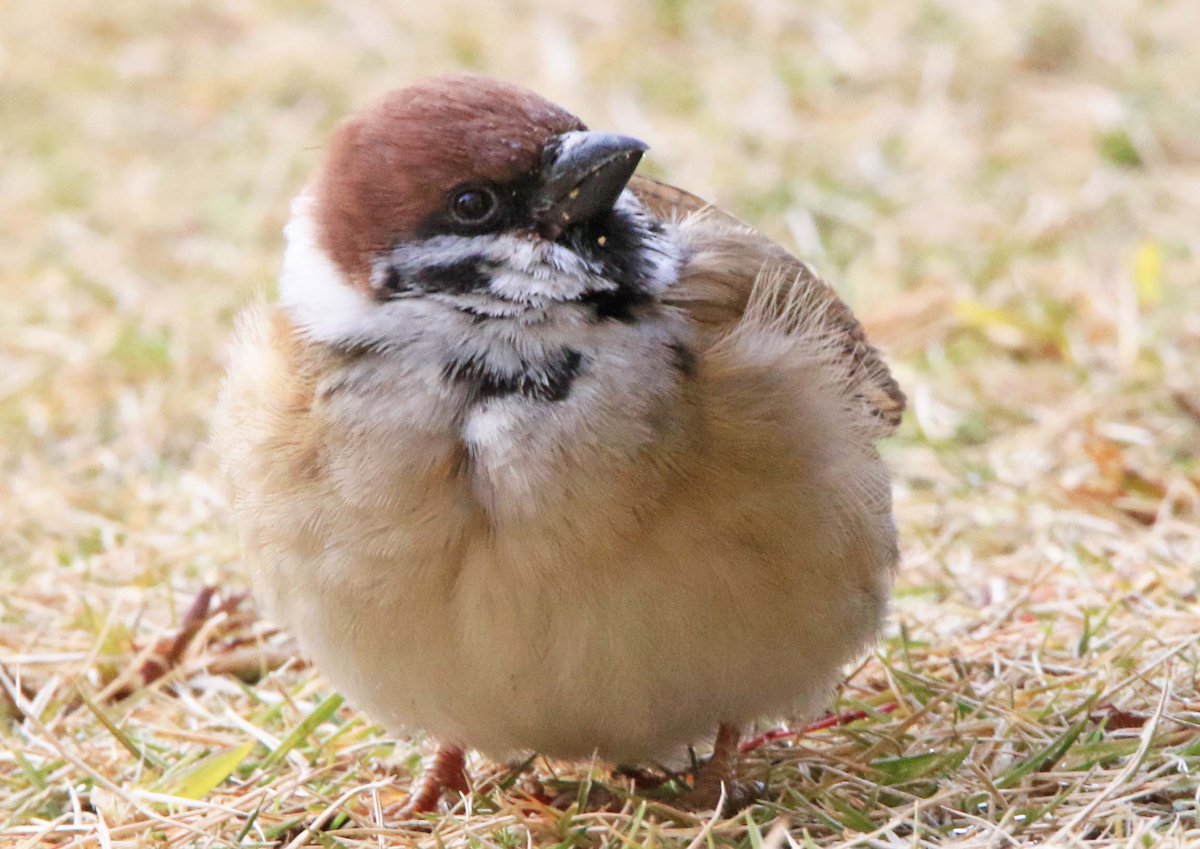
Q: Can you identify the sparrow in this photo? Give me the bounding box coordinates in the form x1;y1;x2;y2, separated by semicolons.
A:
214;75;904;812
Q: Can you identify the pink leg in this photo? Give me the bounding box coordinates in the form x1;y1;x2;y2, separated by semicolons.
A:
684;723;762;811
395;745;469;815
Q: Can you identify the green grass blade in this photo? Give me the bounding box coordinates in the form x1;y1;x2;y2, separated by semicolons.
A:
262;693;344;769
77;689;167;772
166;740;255;800
995;718;1088;789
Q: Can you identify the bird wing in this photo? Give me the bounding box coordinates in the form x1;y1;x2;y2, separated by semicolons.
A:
630;174;906;434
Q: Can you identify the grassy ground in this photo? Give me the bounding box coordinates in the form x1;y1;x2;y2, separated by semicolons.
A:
3;0;1199;846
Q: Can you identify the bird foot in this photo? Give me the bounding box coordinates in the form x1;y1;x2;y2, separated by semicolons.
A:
676;722;765;814
388;745;469;817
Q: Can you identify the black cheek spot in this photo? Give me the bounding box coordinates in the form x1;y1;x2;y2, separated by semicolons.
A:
415;259;493;295
381;265;407;294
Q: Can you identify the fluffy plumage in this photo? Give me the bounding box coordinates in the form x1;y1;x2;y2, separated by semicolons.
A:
215;75;902;785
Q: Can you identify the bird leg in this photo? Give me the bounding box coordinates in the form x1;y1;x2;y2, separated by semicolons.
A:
394;744;469;816
682;722;762;812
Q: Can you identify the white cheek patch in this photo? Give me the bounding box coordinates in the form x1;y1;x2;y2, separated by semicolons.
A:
278;195;375;345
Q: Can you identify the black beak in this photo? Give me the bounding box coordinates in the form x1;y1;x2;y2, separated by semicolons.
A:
531;131;648;239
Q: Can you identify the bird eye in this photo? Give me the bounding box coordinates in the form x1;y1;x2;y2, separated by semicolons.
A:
449;186;498;224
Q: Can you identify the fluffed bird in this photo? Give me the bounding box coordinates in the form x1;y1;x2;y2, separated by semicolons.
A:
214;75;904;812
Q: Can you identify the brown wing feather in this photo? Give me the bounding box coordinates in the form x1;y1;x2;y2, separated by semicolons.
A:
629;175;719;222
630;175;906;433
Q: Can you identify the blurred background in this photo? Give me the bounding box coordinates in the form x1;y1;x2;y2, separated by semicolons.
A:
2;0;1198;844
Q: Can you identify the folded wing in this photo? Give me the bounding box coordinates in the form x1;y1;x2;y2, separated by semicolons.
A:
631;175;906;435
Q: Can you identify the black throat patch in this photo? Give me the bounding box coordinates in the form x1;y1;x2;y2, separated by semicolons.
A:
443;348;585;403
559;209;665;323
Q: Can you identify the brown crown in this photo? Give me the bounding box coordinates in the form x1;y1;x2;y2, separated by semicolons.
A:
312;75;585;287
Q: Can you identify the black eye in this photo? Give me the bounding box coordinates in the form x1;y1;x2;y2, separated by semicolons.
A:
449;186;498;224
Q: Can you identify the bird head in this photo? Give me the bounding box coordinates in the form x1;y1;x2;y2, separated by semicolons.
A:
284;76;682;346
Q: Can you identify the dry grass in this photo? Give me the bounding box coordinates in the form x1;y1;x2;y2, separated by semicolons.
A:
3;0;1199;846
